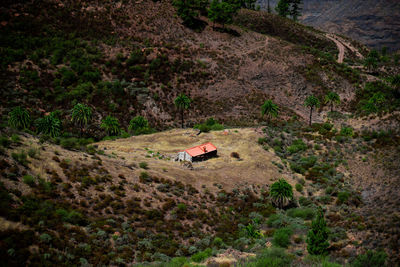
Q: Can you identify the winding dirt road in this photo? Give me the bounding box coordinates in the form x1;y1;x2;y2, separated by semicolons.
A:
326;33;345;63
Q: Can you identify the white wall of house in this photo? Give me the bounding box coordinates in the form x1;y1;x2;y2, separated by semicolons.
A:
178;151;192;162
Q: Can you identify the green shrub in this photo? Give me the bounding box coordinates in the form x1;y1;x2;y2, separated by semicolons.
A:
240;247;292;267
287;207;315;220
242;223;263;238
307;208;329;255
340;126;354;137
36;112;62;138
0;136;11;148
270;179;293;209
129;116;153;135
23;175;36;187
100;115;121;136
12;151;29;165
351;250;387;267
191;248;213;263
272;227;293;248
295;183;303;192
27;148;39;158
139;162;148;169
60;137;78;150
337;191;350;205
11;134;21;143
299;196;313;207
194;118;224;132
287;139;307;154
8;106;31;130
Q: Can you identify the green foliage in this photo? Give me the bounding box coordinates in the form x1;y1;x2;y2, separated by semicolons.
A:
12;151;29;166
128;116;152;135
0;135;12;148
55;208;86;225
208;0;239;27
287;139;307;154
357;81;399;114
270;179;293;209
36;112;62;138
243;223;263;238
23;175;36;187
173;0;205;28
174;93;191;128
340;126;353;137
191;248;213;262
324;92;340;112
194;118;224;132
240;247;292;267
304;95;320;126
8;106;31;130
336;191;350;205
275;0;290;17
295;183;303;193
287;207;315;220
272;227;293;248
100;116;121;136
71;103;92;131
139;162;148;169
261;99;279;122
307;208;329;255
351;250;387;267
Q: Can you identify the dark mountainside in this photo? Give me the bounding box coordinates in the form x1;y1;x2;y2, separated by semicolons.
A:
0;0;400;266
257;0;400;52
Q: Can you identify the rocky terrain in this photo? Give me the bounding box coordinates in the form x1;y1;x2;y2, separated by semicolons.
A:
257;0;400;52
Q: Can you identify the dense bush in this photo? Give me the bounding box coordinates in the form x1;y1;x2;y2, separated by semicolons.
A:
191;248;213;263
351;250;387;267
287;139;307;154
287;207;315;220
129;116;153;135
100;115;121;136
8;106;31;130
194;118;224;132
36;112;62;138
240;247;292;267
272;227;293;248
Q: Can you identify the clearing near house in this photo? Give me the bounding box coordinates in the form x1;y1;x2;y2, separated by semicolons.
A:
96;128;288;191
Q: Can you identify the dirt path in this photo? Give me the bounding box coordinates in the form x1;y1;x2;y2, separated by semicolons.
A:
326;34;345;63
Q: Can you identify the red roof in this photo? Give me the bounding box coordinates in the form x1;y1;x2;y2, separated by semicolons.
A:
184;142;217;157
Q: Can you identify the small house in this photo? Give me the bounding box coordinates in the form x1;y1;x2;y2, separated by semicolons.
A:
177;142;217;162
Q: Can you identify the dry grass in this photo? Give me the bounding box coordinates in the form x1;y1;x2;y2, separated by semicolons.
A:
96;128;288;191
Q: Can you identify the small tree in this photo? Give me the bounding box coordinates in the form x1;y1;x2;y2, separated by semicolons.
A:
101;116;121;136
36;112;61;138
290;0;302;21
174;93;191;128
324;92;340;112
128;116;150;135
261;99;279;123
71;103;92;136
270;179;293;209
304;95;320;126
307;207;329;255
275;0;290;17
208;0;238;29
8;106;31;130
173;0;200;28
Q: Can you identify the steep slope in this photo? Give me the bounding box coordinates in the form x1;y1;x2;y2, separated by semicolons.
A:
256;0;400;52
0;0;367;137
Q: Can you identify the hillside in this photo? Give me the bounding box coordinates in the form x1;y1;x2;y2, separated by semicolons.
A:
1;0;400;266
256;0;400;52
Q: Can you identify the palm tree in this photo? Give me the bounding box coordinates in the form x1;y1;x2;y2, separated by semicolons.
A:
270;179;293;209
304;95;320;126
261;99;279;123
174;93;191;128
36;112;61;138
324;92;340;113
8;106;31;130
100;116;121;136
71;103;92;136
